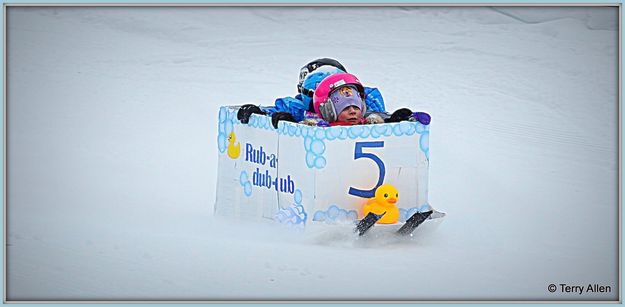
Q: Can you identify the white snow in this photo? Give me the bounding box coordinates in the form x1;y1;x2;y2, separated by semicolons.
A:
5;6;619;301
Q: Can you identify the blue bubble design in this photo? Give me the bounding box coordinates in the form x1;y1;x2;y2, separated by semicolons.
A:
310;140;325;155
312;205;358;224
313;211;327;221
249;115;257;127
400;121;416;135
373;125;387;137
294;189;302;204
392;124;402;136
243;182;252;196
306;151;316;168
277;120;428;139
272;119;431;171
325;129;336;141
218;107;227;121
288;125;297;136
314;129;325;140
416;122;428;134
300;126;309;137
314;156;327;168
239;170;252;197
217;134;227;153
217;107;237;154
275;203;308;228
348;126;362;139
240;113;273;131
420;131;430;160
337;127;348;140
360;125;371;138
239;171;248;185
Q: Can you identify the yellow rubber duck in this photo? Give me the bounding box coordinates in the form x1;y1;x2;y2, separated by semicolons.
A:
362;184;400;224
227;131;240;159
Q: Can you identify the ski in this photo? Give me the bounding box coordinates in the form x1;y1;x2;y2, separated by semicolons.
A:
396;210;433;236
354;212;386;236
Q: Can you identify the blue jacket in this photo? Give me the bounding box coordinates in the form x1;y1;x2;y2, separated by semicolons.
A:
263;87;386;122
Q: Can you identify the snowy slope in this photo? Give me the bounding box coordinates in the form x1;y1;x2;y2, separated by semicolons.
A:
5;6;619;301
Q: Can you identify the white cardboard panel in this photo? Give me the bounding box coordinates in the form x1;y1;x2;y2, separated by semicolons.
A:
215;106;431;227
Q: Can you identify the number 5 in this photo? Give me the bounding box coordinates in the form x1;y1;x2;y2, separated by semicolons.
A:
348;141;385;198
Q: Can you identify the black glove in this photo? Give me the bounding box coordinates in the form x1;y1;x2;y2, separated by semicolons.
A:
237;104;266;124
271;112;297;129
385;108;413;123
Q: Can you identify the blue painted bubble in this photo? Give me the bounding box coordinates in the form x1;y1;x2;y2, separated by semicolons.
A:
420;131;430;153
239;171;248;185
294;189;302;205
400;121;416;135
313;211;327;222
337;209;347;221
301;126;310;137
310;139;325;155
224;120;234;134
219;108;228;123
288;125;297;136
416;123;426;134
383;125;392;136
244;182;252;196
349;126;363;139
360;125;371;138
218;122;225;134
325;128;337;141
329;127;342;140
313;206;358;223
304;136;313;151
373;125;386;137
392;124;402;136
217;134;226;153
314;156;326;169
249;115;258;127
306;151;316;168
295;126;301;137
327;205;339;219
315;129;325;140
370;128;381;139
338;127;348;140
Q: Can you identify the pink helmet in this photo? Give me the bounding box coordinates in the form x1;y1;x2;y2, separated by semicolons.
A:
313;73;366;122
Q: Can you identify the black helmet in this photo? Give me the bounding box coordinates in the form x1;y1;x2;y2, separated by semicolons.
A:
297;58;347;94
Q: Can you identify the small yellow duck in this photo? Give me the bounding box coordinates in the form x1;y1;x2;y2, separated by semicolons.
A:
227;131;241;159
362;184;400;224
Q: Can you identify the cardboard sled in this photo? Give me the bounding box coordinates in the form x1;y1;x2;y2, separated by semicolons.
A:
215;106;431;227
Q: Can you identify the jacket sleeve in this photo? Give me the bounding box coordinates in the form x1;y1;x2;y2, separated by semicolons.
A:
364;87;386;112
268;96;308;122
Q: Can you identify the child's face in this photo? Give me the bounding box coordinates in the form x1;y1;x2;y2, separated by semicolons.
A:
337;105;363;124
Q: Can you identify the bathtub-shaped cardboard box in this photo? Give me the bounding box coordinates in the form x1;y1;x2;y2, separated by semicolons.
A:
215;106;433;227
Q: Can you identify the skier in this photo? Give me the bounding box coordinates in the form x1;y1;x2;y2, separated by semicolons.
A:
237;58;387;128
